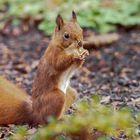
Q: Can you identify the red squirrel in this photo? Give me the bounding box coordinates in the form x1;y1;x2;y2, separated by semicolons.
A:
0;11;89;125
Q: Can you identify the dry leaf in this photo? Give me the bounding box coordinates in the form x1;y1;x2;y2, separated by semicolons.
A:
83;33;120;49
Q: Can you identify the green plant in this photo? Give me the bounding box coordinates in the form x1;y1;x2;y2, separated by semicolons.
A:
9;96;140;140
0;0;140;34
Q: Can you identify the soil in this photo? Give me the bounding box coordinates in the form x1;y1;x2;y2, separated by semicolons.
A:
0;27;140;139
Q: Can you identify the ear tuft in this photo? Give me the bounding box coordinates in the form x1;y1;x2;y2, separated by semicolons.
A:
56;14;64;31
72;10;77;22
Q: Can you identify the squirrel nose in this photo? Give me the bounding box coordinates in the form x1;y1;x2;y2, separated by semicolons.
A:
77;41;83;47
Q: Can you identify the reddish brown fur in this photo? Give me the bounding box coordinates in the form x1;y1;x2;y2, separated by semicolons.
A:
0;76;33;125
31;39;78;124
0;12;89;125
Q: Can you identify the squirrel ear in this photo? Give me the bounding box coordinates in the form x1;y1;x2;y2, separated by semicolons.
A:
56;14;64;31
72;11;77;22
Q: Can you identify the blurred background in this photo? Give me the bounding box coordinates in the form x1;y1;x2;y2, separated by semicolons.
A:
0;0;140;139
0;0;140;109
0;0;140;34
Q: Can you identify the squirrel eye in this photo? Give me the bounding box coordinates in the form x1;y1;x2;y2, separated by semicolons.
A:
63;32;70;40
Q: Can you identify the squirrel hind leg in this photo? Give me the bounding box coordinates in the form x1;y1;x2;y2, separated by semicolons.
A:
34;89;65;124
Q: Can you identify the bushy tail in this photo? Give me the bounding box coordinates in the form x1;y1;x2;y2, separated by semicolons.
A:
0;76;32;125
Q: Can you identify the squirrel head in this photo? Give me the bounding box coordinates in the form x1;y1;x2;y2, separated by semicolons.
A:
53;11;83;49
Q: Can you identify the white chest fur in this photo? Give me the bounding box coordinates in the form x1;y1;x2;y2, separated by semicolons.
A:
58;65;76;94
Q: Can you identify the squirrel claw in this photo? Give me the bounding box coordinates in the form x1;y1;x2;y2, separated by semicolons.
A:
73;50;89;62
80;50;89;59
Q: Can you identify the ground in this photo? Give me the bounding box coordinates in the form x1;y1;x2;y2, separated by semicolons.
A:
0;27;140;139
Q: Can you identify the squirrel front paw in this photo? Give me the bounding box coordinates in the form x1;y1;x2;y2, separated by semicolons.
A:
73;49;89;63
80;50;89;60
